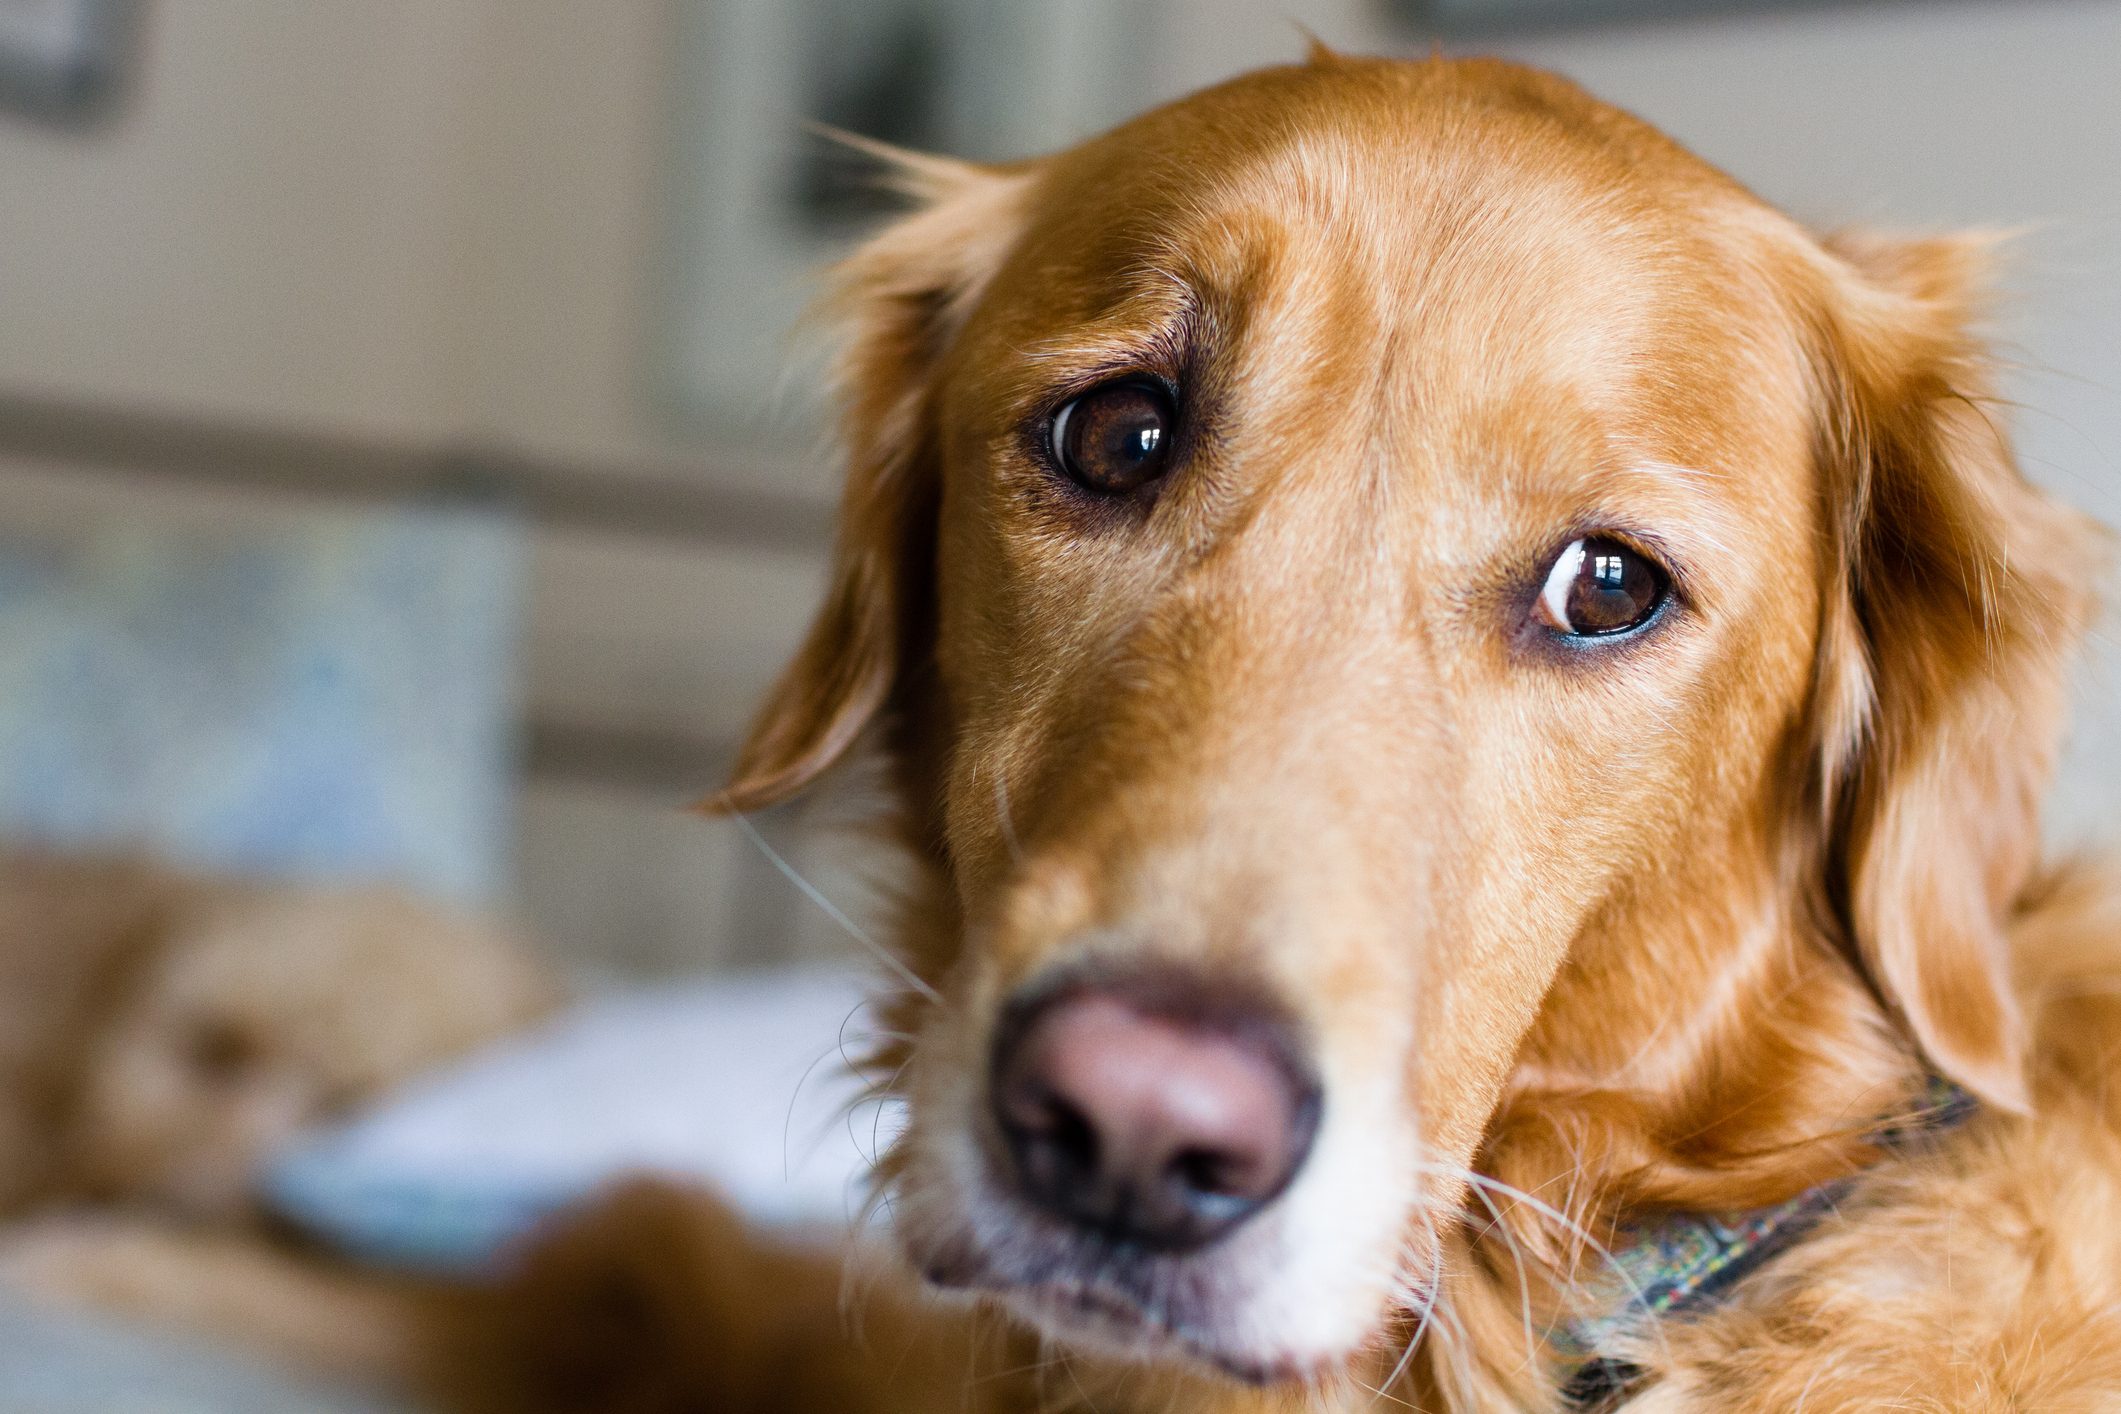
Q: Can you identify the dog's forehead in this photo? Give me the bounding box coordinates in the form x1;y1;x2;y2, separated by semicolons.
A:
966;57;1813;511
975;61;1790;415
1010;58;1751;304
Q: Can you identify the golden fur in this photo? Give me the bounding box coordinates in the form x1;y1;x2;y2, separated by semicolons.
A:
0;851;558;1374
457;50;2121;1414
99;51;2121;1413
683;51;2121;1412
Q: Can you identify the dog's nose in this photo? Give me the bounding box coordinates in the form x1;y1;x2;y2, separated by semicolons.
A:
990;979;1319;1252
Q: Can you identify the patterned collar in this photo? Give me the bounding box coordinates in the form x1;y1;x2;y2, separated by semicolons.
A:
1556;1079;1978;1408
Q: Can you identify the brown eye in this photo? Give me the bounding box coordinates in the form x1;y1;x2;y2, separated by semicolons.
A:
1536;537;1670;637
1049;379;1176;494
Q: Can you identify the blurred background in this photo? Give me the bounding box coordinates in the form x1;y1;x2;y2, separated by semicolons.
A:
0;0;2114;1404
1;0;2115;980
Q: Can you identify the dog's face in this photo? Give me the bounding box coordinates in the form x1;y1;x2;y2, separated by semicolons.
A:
65;886;556;1218
725;57;2099;1386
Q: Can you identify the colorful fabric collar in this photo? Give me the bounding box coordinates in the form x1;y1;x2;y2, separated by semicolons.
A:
1557;1079;1977;1408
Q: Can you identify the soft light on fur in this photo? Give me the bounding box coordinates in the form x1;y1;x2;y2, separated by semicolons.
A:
0;852;560;1375
661;51;2121;1414
106;52;2119;1414
706;51;2121;1412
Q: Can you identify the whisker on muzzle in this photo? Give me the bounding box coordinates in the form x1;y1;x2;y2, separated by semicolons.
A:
724;804;942;1005
1410;1156;1675;1387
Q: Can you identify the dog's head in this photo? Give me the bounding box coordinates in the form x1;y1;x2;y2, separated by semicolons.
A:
63;883;558;1219
718;55;2103;1387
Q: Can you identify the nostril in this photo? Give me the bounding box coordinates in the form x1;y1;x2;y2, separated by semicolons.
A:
1044;1097;1100;1174
1000;1084;1102;1193
1172;1145;1247;1199
988;973;1320;1254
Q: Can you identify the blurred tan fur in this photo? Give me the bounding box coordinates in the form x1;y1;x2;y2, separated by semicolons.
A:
0;850;559;1377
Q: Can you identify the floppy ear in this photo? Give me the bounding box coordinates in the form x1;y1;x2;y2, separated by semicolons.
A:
711;152;1030;815
1811;231;2107;1111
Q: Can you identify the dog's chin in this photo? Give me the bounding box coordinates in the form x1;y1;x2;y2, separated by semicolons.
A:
913;1216;1363;1388
937;1265;1333;1386
1024;1285;1314;1384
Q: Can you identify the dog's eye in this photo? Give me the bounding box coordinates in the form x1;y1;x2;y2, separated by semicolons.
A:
1535;537;1669;637
1049;379;1176;494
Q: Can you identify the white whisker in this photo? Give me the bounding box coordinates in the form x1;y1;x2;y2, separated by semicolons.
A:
1463;1175;1544;1378
994;769;1025;866
1414;1159;1672;1373
725;803;942;1004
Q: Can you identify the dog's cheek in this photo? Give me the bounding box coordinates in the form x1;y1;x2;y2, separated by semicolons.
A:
885;1000;1008;1282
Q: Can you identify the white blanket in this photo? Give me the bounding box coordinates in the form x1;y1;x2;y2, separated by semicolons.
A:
268;966;899;1271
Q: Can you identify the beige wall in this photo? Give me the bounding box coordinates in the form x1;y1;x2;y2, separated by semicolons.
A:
0;3;467;438
0;1;828;975
0;0;787;487
436;1;727;479
7;0;2111;511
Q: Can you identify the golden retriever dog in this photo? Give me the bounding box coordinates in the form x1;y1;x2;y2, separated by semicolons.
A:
449;48;2121;1413
0;851;559;1372
434;45;2121;1414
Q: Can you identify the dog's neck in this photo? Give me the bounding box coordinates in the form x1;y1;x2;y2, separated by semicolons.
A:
1408;837;1935;1408
1492;821;1925;1214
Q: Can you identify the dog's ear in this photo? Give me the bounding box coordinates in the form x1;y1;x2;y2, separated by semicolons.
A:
1810;231;2106;1111
712;153;1030;815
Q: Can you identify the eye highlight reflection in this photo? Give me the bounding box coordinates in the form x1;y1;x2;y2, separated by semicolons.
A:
1535;537;1670;638
1048;379;1178;495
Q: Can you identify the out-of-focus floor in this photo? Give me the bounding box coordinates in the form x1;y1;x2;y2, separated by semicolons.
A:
0;1295;417;1414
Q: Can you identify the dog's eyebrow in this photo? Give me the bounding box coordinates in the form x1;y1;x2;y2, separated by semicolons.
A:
1631;458;1727;488
1605;455;1745;575
1016;272;1205;379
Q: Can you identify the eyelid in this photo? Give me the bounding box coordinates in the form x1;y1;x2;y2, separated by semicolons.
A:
1017;290;1202;392
1043;368;1181;418
1552;525;1697;610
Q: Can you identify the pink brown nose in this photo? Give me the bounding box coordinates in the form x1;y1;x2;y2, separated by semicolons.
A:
990;977;1320;1252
